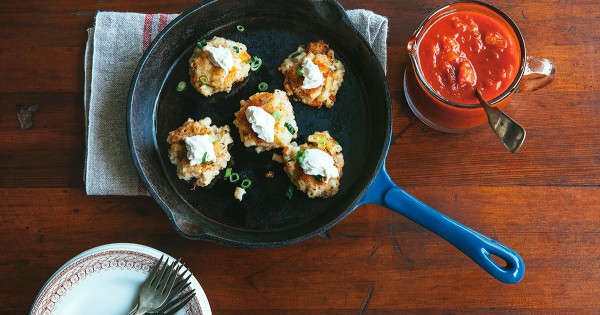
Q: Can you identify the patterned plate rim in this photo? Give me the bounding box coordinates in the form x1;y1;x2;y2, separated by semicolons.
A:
29;243;211;315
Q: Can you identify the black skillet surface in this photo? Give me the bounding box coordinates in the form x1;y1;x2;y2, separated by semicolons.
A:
128;0;390;247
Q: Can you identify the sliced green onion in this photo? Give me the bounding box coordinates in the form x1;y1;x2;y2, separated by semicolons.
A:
236;25;245;32
197;39;207;48
229;173;240;183
176;81;186;92
272;110;281;120
317;137;327;149
284;122;295;134
233;46;240;53
296;68;303;76
285;184;294;199
201;152;208;165
199;75;208;86
290;52;301;58
240;179;252;189
257;82;268;92
295;150;306;163
224;168;232;178
314;175;323;182
249;56;263;71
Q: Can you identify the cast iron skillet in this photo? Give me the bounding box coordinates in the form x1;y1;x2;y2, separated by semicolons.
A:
128;0;524;283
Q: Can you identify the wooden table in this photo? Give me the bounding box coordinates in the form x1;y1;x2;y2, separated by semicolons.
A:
2;0;599;314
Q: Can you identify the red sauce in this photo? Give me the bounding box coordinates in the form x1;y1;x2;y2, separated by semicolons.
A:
418;11;520;104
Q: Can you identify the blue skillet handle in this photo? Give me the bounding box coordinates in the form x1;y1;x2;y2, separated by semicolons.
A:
360;166;524;284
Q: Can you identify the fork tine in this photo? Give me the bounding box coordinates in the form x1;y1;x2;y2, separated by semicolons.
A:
147;255;165;286
158;259;181;294
152;256;170;287
159;290;196;315
172;272;192;294
160;289;195;311
170;264;189;292
163;270;192;305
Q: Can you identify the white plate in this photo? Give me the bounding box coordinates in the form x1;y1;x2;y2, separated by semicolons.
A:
30;243;211;315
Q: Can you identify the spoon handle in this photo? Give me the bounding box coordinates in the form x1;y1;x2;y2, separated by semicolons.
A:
475;90;526;153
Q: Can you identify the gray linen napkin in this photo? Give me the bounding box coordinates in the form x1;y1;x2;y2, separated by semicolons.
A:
84;9;388;196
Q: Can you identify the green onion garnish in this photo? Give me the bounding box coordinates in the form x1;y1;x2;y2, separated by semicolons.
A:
224;168;232;178
285;185;294;199
295;150;306;163
197;39;207;48
236;25;245;32
317;137;327;149
233;46;239;53
272;110;281;120
284;122;295;134
199;75;208;86
291;52;301;58
249;56;263;71
176;81;186;92
257;82;268;91
314;175;323;182
229;173;240;183
201;152;208;165
296;68;303;76
240;179;252;189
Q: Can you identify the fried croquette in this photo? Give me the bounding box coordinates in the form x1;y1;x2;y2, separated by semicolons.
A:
279;40;345;108
282;131;344;198
167;117;233;187
189;37;252;96
233;89;299;153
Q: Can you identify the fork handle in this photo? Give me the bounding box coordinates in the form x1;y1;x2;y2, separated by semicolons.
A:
127;304;138;315
133;307;152;315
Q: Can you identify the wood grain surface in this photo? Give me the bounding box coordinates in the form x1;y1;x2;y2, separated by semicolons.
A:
1;0;599;314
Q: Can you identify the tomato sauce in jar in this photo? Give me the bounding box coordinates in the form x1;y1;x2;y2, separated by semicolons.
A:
418;11;520;104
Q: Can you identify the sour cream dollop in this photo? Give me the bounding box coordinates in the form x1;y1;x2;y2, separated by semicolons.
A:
184;135;216;166
204;45;234;74
301;58;325;89
299;149;339;178
246;106;275;143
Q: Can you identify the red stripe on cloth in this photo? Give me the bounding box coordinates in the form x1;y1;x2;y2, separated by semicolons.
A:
157;14;169;34
142;14;153;52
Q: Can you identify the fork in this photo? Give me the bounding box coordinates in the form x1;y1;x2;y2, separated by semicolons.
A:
156;289;197;315
127;255;187;315
129;261;193;315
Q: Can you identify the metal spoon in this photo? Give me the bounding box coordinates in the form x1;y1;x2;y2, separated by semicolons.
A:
474;89;526;153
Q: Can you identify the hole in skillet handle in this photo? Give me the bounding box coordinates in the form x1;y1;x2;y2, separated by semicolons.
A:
480;242;523;277
489;253;508;268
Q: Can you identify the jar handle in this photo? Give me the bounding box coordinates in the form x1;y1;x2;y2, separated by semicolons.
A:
518;56;556;92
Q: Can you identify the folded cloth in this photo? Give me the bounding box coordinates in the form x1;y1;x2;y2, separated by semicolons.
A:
84;9;388;196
